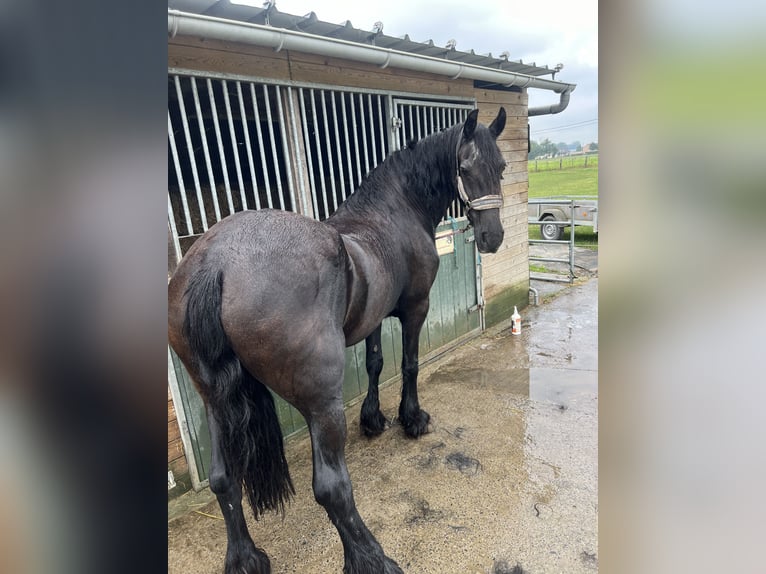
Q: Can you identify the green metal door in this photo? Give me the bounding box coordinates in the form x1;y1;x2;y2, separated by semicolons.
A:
168;220;479;487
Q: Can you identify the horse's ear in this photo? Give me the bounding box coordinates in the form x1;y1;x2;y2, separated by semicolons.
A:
489;107;506;138
463;109;479;140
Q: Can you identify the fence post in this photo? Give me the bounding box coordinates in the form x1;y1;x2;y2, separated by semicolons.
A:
559;158;563;169
584;155;588;167
569;199;575;283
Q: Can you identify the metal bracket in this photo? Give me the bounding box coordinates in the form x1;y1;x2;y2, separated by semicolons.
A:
465;235;475;243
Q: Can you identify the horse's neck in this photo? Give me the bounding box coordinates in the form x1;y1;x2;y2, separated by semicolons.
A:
405;130;459;228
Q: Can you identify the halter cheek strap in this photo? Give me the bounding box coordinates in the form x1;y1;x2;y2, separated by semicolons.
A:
455;128;504;212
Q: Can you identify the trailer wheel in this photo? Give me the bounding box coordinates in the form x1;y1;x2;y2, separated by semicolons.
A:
540;216;564;241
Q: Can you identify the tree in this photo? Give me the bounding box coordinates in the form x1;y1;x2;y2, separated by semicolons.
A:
587;142;598;151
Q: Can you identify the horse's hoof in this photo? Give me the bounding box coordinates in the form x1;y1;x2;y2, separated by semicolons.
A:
361;409;389;437
224;541;271;574
403;409;431;439
384;556;405;574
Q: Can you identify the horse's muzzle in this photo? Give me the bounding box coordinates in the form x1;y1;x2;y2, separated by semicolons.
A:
477;229;504;253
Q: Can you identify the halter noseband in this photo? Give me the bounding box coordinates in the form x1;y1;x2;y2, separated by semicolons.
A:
456;128;504;212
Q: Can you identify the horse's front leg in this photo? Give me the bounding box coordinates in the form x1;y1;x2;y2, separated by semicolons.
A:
360;324;390;437
398;299;432;438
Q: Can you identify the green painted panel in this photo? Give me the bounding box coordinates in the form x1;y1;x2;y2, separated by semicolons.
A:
389;316;403;372
273;388;296;436
343;345;362;403
169;349;211;482
380;318;398;381
425;262;445;353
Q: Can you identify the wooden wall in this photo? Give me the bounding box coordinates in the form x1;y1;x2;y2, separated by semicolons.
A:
474;89;531;326
169;36;474;98
168;386;190;496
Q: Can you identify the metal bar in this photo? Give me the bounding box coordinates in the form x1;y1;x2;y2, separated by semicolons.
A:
340;91;354;199
359;93;371;176
167;110;193;235
569;199;576;282
528;199;578;205
167;198;183;263
349;93;362;185
237;81;261;210
175;75;208;233
275;85;298;212
529;239;570;245
386;94;395;155
367;93;378;167
329;91;347;202
298;88;320;220
529;256;572;264
263;84;285;210
190;77;222;222
529;274;572;284
320;90;338;212
415;104;422;141
309;89;330;218
206;78;234;215
247;83;268;209
527;220;572;227
285;86;311;216
429;106;435;136
377;94;386;159
406;105;414;147
222;79;248;210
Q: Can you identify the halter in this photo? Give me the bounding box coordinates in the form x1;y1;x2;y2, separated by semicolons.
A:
455;128;504;212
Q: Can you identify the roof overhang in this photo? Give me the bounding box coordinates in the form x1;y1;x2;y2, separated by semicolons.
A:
168;9;576;114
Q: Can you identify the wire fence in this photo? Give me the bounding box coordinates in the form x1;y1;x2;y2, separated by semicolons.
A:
530;153;598;172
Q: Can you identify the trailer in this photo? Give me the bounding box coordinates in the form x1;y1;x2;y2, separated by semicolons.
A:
528;196;598;241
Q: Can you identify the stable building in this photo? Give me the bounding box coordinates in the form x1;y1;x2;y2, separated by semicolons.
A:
167;1;576;496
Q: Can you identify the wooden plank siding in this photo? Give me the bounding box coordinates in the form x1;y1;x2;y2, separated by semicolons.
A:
473;89;531;326
169;37;474;98
168;393;188;476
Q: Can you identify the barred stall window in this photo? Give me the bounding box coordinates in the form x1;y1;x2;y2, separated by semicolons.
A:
168;71;475;261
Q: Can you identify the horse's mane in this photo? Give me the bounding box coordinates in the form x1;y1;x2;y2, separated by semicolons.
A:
334;124;461;225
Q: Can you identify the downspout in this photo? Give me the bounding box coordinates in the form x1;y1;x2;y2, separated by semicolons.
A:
528;88;572;116
168;10;576;97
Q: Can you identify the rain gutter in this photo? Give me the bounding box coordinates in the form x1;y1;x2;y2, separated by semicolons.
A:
168;10;575;116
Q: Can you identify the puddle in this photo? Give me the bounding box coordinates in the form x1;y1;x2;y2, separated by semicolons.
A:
529;367;598;410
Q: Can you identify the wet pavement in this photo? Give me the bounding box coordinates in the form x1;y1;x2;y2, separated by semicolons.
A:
168;278;598;574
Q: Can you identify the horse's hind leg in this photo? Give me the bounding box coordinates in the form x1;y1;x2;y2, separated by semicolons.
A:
398;300;432;438
206;404;271;574
360;324;390;437
305;398;403;574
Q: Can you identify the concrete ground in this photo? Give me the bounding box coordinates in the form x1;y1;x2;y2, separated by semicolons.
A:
168;276;598;574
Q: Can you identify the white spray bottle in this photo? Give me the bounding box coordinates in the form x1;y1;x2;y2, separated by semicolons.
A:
511;305;521;335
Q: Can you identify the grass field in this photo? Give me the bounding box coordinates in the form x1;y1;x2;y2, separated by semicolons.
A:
528;156;599;247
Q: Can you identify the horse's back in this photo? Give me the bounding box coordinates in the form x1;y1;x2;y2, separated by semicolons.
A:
168;209;348;390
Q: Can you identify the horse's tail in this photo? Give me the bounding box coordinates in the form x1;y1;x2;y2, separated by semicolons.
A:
182;267;294;517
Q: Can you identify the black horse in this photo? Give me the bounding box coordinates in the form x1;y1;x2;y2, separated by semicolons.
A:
168;107;507;574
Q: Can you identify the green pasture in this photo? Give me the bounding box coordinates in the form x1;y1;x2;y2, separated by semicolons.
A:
528;155;599;248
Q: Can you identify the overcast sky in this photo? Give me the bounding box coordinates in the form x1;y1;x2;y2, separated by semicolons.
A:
235;0;598;145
